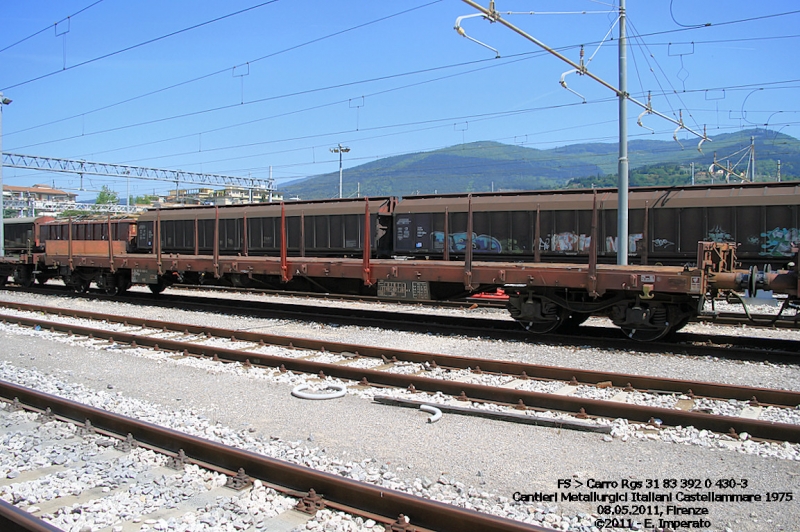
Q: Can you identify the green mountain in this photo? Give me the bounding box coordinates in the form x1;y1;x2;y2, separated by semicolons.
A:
281;129;800;199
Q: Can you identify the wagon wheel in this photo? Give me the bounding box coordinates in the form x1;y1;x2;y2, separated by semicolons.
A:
559;311;590;331
74;279;91;293
617;302;674;342
148;279;168;294
519;306;568;334
11;268;33;288
115;275;132;295
669;315;691;334
104;284;120;296
619;324;672;342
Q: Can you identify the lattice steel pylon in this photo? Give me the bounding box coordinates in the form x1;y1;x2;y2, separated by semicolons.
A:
2;153;275;191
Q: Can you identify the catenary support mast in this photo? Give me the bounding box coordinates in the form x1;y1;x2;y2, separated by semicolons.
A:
456;0;709;265
617;0;629;264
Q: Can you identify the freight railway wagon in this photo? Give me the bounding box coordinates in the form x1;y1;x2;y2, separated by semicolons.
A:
132;197;396;294
393;182;800;268
1;200;798;341
0;216;54;286
135;197;395;258
0;216;137;290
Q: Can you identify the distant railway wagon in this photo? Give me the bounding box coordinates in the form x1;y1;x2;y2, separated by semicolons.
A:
39;217;138;252
136;197;395;258
392;182;800;268
36;217;138;292
2;216;54;255
0;216;54;287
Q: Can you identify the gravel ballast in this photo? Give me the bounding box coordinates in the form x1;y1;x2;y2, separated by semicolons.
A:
0;290;799;531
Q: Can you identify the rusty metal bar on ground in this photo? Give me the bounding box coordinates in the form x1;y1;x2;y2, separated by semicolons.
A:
374;396;610;433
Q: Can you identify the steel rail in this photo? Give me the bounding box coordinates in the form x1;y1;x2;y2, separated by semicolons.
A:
0;381;542;532
7;287;799;364
108;291;800;359
169;285;800;328
2;310;800;443
1;302;798;407
0;499;63;532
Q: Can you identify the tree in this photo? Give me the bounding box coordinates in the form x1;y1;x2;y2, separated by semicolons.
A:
131;194;158;205
96;185;119;205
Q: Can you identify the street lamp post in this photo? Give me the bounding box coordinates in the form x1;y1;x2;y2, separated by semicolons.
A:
0;92;12;259
330;143;350;199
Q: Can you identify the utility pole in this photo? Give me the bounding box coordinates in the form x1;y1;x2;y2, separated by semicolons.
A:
269;166;273;201
617;0;628;264
777;160;781;182
330;143;350;199
454;0;710;266
0;92;11;259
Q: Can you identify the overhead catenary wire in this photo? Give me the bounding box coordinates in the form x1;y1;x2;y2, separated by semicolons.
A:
626;18;705;135
4;0;792;197
1;1;282;92
0;0;106;54
8;50;552;153
6;12;794;141
4;0;445;137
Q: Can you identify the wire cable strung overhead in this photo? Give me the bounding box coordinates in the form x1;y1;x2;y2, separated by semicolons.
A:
0;0;105;54
1;1;281;91
4;0;444;137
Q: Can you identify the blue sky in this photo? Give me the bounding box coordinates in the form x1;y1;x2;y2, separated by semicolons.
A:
1;0;798;201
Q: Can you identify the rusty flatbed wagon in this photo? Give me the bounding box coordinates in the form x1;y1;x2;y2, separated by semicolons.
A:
24;197;798;341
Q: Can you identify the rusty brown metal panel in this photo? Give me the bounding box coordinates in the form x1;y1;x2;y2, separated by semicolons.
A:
137;198;396;224
42;248;716;298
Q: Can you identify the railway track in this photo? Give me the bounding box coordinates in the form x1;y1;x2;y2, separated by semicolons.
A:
0;381;541;532
1;302;799;445
170;284;800;330
10;285;799;364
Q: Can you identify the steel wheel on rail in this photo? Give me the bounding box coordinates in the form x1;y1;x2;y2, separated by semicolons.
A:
519;301;568;334
103;284;120;296
13;268;34;288
559;311;591;331
75;279;91;293
619;324;672;342
148;278;168;294
613;301;683;342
